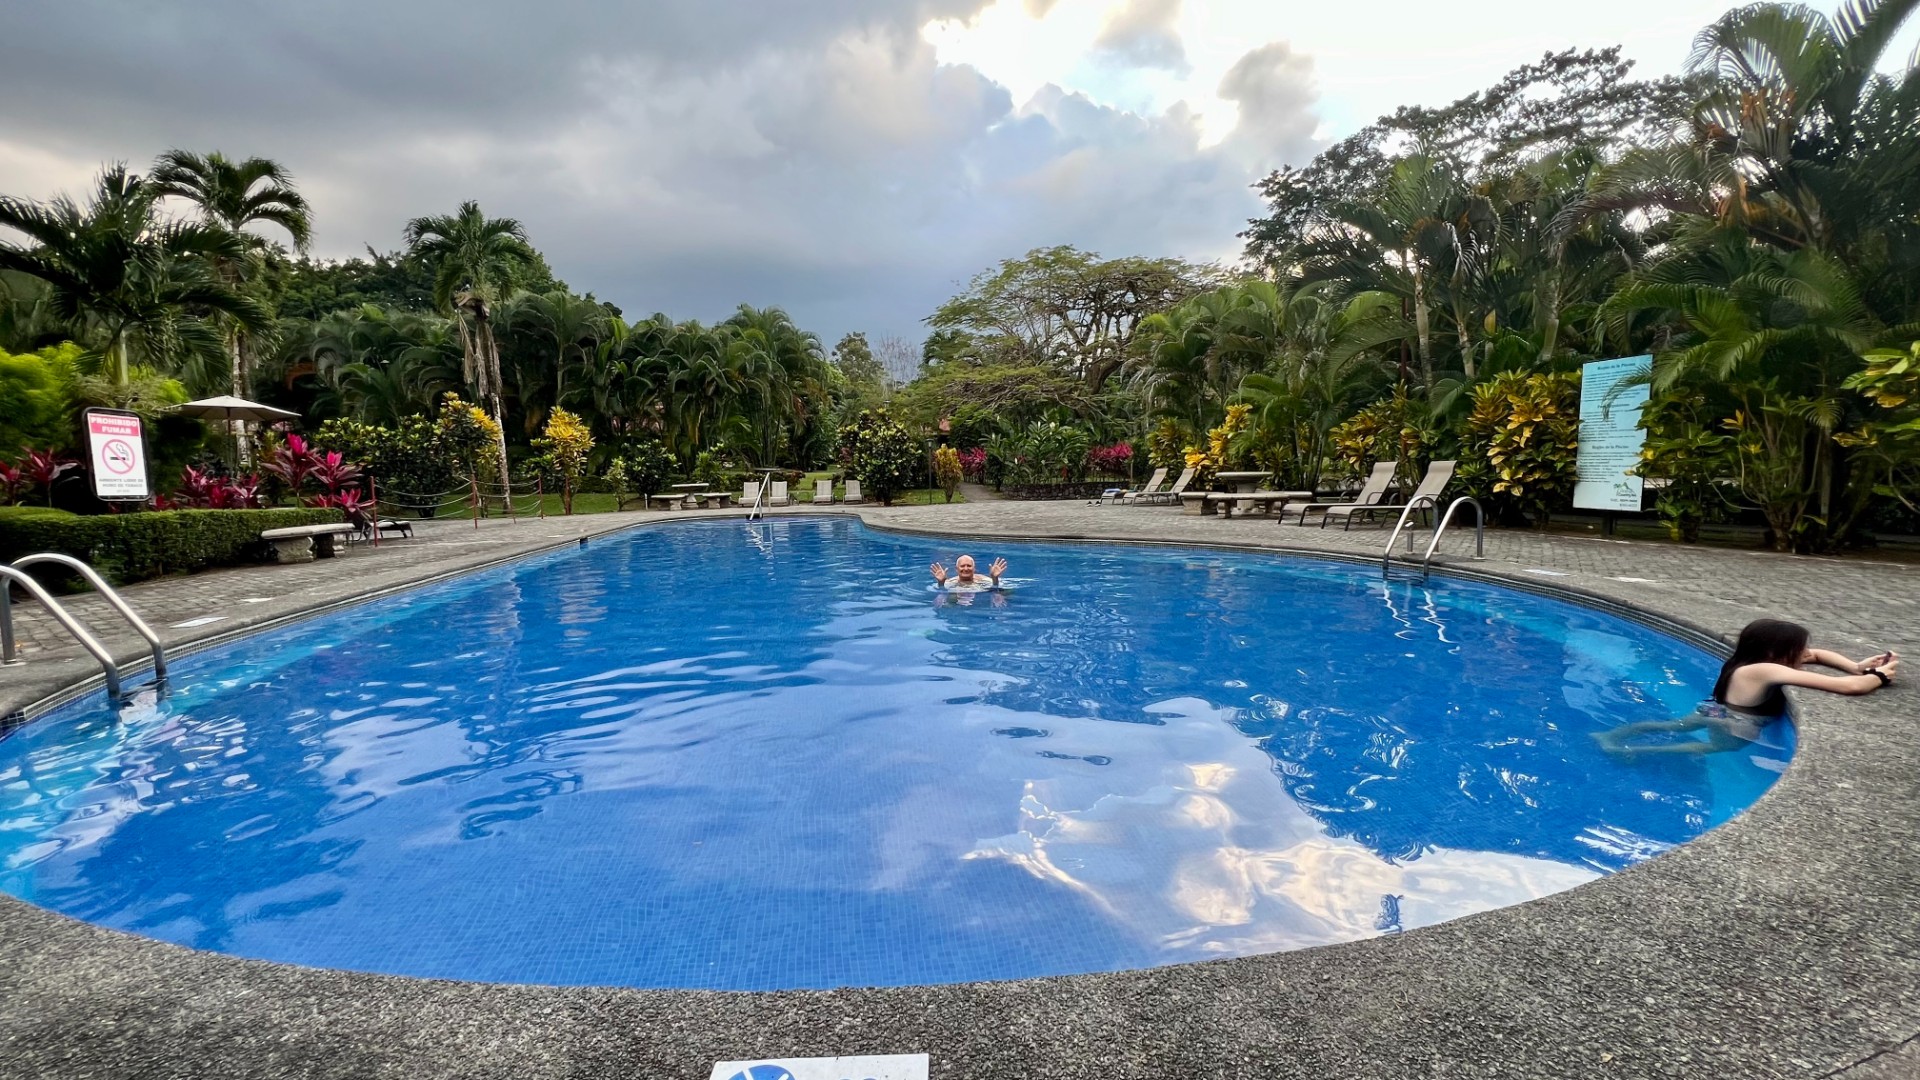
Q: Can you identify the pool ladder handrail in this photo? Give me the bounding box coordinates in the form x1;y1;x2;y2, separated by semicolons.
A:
0;564;128;702
746;467;780;521
11;553;167;683
1381;496;1485;581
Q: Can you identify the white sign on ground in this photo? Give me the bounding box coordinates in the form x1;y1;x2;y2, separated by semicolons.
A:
84;409;149;500
1572;355;1651;512
709;1054;930;1080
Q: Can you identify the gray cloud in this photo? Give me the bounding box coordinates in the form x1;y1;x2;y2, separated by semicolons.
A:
2;1;1324;346
1093;0;1190;74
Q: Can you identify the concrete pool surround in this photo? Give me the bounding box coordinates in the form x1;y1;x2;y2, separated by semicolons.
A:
0;505;1912;1079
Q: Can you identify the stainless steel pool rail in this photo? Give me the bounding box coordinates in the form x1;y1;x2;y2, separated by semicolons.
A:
1;553;169;703
1381;496;1485;582
0;566;124;702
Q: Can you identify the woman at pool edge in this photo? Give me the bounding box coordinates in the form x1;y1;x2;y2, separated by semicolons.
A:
1596;619;1897;757
930;555;1007;589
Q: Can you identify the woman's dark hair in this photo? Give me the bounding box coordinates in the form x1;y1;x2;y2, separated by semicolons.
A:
1712;619;1811;701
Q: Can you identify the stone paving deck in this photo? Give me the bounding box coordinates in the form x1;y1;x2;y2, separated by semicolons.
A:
0;501;1914;1079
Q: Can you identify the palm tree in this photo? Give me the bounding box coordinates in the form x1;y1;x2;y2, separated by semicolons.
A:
1301;157;1475;393
501;288;611;431
151;150;313;405
402;201;535;492
0;166;267;391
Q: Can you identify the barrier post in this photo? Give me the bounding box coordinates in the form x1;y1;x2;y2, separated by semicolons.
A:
369;475;381;548
536;477;546;519
470;476;480;530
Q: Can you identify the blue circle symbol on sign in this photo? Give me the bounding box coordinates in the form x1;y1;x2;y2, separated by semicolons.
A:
728;1066;795;1080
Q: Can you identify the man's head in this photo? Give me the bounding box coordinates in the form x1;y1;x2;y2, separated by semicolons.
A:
955;555;977;580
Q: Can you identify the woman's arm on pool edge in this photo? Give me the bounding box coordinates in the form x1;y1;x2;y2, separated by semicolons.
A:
1737;660;1896;698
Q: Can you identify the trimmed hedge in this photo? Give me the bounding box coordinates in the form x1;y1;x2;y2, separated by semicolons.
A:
0;506;345;588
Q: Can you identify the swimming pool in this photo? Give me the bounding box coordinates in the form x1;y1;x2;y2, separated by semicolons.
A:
0;517;1791;990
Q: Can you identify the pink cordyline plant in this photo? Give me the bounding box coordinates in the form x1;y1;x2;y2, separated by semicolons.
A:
957;447;987;480
20;448;76;506
0;461;27;506
260;434;317;494
309;450;364;498
1088;442;1133;477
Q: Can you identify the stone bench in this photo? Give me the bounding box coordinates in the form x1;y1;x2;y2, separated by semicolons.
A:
260;523;356;563
699;492;734;509
647;494;686;510
1204;490;1314;518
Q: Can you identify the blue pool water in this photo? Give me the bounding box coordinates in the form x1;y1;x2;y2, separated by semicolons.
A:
0;518;1791;990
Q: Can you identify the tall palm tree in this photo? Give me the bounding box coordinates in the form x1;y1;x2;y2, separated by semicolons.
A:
402;201;535;492
151;150;313;405
0;166;267;391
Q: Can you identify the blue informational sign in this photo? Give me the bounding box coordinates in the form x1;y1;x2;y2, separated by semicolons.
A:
712;1055;929;1080
1573;355;1652;512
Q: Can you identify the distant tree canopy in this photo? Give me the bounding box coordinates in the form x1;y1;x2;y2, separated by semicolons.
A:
1242;48;1700;269
923;245;1230;389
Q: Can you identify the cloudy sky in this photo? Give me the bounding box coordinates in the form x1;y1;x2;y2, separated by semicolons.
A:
5;0;1885;351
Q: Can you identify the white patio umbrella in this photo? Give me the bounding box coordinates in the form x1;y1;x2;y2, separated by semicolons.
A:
174;396;301;464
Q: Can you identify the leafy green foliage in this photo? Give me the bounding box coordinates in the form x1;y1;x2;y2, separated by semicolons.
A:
932;446;963;503
0;505;341;587
925;246;1227;388
1457;372;1581;527
531;408;595;514
0;342;82;451
837;409;921;505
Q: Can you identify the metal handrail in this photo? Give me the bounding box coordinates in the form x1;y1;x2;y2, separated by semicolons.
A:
1380;494;1440;578
746;467;781;521
11;553;166;681
1417;497;1486;581
0;567;123;702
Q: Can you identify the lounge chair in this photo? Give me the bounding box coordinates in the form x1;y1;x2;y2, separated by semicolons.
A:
814;478;833;503
843;479;863;503
1296;460;1399;526
1324;460;1456;530
768;480;792;507
742;480;762;507
1146;467;1196;506
1113;467;1168;506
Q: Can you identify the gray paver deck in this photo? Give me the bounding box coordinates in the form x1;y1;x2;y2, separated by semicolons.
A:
0;500;1914;1080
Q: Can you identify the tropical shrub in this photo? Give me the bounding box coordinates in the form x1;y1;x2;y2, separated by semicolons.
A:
957;446;987;481
837;409;921;505
532;407;595;514
1088;442;1133;477
1636;391;1730;542
1839;342;1920;517
605;439;676;506
0;343;82;453
7;448;77;507
1146;419;1192;469
1328;387;1436;490
932;446;963;503
1456;372;1580;527
0;505;343;588
1181;404;1253;490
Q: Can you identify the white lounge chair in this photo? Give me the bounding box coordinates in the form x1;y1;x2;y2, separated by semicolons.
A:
1113;467;1168;506
1296;460;1399;526
814;478;833;503
843;479;863;503
1146;466;1196;506
1325;459;1455;529
742;480;761;507
768;480;792;507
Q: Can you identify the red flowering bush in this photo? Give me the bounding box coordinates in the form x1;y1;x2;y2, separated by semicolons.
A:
957;447;987;480
1088;442;1133;477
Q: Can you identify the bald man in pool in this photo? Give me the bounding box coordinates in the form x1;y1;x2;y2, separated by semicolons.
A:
930;555;1007;589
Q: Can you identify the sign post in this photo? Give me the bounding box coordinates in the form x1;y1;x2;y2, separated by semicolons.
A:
1572;356;1651;531
84;409;150;502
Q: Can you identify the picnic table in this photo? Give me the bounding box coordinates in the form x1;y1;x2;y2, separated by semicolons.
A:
1214;471;1272;493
